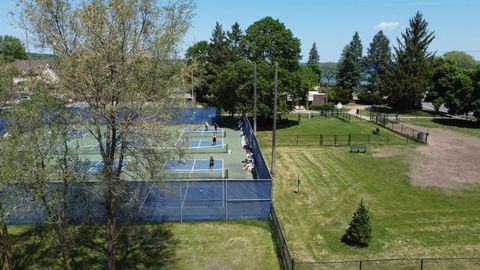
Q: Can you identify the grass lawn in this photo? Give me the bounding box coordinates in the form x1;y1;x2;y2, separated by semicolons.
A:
402;117;480;138
256;116;480;267
256;114;413;146
263;146;480;263
8;221;280;270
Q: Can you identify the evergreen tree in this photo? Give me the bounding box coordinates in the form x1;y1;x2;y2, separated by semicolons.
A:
208;22;230;66
337;32;363;92
307;42;322;85
343;200;372;247
382;11;435;111
364;31;391;93
307;42;319;66
226;22;244;62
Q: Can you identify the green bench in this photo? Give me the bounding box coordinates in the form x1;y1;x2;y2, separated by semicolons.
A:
350;145;367;153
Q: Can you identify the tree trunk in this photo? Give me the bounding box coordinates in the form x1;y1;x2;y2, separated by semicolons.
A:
0;223;12;270
106;188;116;270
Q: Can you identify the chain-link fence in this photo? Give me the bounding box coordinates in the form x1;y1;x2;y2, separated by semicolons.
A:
369;113;429;143
261;133;415;147
295;257;480;270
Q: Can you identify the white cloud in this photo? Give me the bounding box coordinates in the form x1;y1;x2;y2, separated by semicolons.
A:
374;22;400;31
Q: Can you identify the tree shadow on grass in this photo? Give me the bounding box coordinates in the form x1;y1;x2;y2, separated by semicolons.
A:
217;115;299;131
432;118;480;129
10;223;179;270
340;234;368;248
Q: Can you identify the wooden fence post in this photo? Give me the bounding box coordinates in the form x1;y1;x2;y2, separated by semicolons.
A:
320;135;323;146
359;260;362;270
334;135;337;146
368;134;370;145
420;258;424;270
348;134;352;145
296;135;299;146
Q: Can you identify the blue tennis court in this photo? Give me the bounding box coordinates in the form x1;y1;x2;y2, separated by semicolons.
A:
162;159;227;179
80;160;128;173
186;139;224;148
164;159;223;171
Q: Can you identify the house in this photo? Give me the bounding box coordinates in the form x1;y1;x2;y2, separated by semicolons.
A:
11;60;58;84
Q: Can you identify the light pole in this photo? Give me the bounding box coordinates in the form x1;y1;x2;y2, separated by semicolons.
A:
253;61;257;134
271;61;278;175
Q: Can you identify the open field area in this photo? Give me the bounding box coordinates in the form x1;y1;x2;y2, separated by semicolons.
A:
257;117;480;266
256;114;413;146
8;221;280;270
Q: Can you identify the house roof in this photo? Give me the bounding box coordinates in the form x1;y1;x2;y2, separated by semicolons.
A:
12;60;54;74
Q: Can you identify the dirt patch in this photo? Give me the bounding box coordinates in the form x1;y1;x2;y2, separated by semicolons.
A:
409;124;480;188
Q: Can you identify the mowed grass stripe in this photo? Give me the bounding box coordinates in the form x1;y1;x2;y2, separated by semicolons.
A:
260;141;480;261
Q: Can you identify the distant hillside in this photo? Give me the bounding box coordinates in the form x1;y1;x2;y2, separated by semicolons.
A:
29;53;55;60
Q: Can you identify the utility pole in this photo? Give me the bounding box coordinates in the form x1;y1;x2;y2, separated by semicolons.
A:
253;61;257;134
271;61;278;175
191;69;195;107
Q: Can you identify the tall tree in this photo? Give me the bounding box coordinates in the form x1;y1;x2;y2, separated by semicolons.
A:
364;31;391;93
208;22;230;67
306;43;322;86
470;66;480;120
0;64;23;270
443;51;477;69
19;1;194;270
226;22;244;62
242;16;302;117
320;62;337;82
5;88;85;270
337;32;363;92
185;41;209;102
382;11;435;111
0;35;29;62
307;42;319;66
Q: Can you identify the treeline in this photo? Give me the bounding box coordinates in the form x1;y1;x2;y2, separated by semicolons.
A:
336;12;480;116
190;12;480;118
186;17;322;117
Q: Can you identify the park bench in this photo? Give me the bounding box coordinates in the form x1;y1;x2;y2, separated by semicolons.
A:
350;145;367;153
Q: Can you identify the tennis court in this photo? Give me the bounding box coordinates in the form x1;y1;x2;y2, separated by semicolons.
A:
177;138;228;153
162;159;227;179
182;127;227;137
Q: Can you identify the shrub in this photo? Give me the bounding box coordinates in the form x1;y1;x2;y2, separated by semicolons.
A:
357;92;384;105
342;200;372;247
309;104;322;110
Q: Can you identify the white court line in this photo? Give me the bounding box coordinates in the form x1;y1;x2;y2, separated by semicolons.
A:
181;185;189;208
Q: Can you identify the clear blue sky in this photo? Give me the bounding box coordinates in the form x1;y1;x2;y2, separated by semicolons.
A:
2;0;480;62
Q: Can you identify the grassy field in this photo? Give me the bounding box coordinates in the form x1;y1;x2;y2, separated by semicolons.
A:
402;117;480;138
8;221;280;270
256;114;413;146
256;117;480;266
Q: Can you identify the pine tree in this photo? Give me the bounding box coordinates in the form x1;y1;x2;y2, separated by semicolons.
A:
307;42;319;66
343;200;372;247
364;31;391;93
208;22;230;66
382;11;435;111
337;32;363;92
226;22;244;62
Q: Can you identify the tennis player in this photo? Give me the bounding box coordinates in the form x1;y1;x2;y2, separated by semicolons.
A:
209;156;215;170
